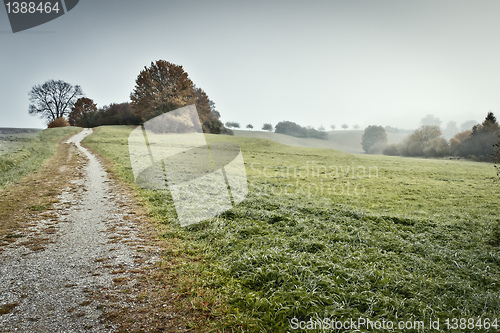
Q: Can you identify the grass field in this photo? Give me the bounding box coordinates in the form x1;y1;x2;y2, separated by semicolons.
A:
0;126;82;239
84;125;500;332
0;127;81;188
234;129;410;154
0;128;41;157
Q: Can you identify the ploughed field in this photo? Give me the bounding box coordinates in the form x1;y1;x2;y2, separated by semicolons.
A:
84;125;500;332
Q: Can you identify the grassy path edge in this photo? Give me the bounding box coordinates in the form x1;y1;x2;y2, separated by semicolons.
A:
82;127;235;332
0;127;82;240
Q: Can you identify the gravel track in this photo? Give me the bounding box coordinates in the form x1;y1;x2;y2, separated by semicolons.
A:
0;129;159;332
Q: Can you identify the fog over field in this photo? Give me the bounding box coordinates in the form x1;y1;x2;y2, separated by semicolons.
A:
234;129;410;154
2;1;500;130
0;2;500;331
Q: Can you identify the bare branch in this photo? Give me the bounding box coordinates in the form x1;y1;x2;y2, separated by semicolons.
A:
28;79;84;123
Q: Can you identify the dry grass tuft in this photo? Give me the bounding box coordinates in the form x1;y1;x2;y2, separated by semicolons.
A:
0;302;19;315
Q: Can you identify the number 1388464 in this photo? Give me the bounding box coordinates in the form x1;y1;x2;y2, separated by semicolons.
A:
5;2;60;14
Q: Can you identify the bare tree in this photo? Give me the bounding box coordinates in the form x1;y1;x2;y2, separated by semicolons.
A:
28;80;83;123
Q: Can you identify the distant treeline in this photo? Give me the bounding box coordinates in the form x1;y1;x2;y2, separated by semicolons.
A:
379;112;500;162
274;121;328;139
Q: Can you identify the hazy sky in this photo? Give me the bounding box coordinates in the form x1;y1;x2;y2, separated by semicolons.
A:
1;0;499;130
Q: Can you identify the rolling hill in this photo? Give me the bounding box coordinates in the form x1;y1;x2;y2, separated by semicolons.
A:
234;129;410;154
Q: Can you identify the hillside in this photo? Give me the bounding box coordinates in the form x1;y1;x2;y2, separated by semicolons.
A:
82;126;500;331
234;129;410;154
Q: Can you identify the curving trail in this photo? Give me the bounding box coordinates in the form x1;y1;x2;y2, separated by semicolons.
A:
0;129;160;332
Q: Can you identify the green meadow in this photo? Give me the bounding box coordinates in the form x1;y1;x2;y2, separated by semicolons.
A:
84;125;500;332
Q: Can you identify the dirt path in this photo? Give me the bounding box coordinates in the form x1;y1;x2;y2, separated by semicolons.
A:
0;129;163;332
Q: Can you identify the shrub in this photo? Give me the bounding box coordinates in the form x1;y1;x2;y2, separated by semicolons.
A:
203;118;224;134
274;121;327;139
222;127;234;135
366;142;385;154
407;140;424;156
398;126;445;157
98;103;142;126
383;144;400;156
449;130;472;156
423;137;450;158
47;117;69;128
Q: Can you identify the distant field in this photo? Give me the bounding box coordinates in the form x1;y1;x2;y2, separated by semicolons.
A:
0;127;80;188
85;125;500;332
234;129;410;154
0;128;42;156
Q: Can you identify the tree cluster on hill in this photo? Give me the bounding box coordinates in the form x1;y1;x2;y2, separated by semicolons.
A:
383;112;500;161
225;122;240;129
29;60;230;134
69;101;142;128
274;121;327;139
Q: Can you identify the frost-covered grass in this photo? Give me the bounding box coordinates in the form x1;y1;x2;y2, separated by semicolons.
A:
85;125;500;332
